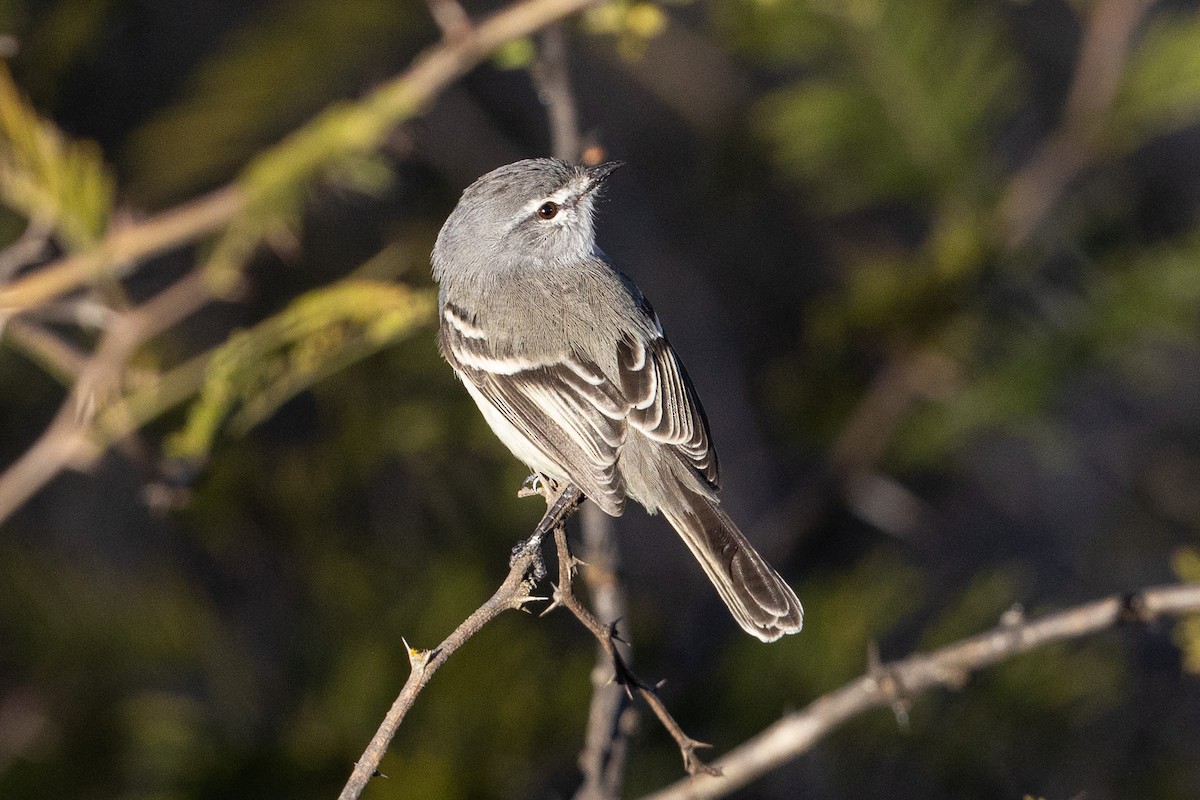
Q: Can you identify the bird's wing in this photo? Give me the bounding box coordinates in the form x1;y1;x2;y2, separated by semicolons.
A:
442;301;720;515
442;302;630;514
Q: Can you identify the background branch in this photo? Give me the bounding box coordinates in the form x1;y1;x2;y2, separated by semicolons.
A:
0;269;214;524
639;582;1200;800
999;0;1155;249
0;0;606;317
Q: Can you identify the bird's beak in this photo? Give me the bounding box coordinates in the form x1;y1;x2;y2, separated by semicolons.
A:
583;161;624;194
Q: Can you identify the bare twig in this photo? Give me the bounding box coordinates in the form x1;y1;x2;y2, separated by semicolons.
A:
534;23;582;163
549;522;719;778
638;582;1200;800
0;213;54;281
999;0;1156;249
335;487;587;800
0;185;243;316
0;270;215;525
573;503;636;800
425;0;473;41
2;317;89;382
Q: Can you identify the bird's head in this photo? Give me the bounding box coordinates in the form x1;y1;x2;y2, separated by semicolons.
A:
433;158;622;279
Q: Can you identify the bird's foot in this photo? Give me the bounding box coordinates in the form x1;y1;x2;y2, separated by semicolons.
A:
517;473;559;501
510;532;547;580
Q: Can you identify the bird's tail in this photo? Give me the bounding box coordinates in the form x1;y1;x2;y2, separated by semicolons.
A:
660;493;803;642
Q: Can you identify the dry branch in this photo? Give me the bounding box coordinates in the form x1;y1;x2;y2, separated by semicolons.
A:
335;542;545;800
336;481;590;800
639;582;1200;800
999;0;1156;248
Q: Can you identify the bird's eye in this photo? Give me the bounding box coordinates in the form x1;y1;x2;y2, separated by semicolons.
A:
536;201;560;220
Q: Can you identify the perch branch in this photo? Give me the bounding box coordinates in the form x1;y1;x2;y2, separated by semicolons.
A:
638;582;1200;800
335;486;588;800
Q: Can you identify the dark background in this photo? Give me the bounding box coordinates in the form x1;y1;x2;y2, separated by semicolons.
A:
2;1;1200;798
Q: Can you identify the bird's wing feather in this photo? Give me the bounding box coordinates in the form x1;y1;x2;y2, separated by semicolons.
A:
617;333;719;487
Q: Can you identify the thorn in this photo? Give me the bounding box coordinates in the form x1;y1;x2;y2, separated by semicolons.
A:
512;593;549;612
891;699;911;732
539;586;564;616
866;641;912;730
403;638;434;671
608;620;630;645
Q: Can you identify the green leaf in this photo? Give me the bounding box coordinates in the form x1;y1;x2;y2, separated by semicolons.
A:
167;279;435;462
1110;9;1200;150
0;62;114;251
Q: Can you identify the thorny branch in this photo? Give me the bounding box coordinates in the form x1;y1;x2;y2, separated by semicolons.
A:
638;582;1200;800
548;521;719;778
335;505;551;800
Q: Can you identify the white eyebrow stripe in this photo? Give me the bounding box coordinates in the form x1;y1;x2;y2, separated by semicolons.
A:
518;186;577;221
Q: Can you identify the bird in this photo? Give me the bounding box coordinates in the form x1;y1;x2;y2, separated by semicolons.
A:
431;158;803;642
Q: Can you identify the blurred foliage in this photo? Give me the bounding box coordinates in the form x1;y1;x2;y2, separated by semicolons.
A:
1;0;1199;799
167;279;435;462
124;0;427;206
584;0;671;58
723;0;1200;474
0;61;112;251
1110;7;1200;148
731;0;1015;214
1174;549;1200;675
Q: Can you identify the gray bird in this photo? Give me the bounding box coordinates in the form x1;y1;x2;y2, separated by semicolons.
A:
432;158;803;642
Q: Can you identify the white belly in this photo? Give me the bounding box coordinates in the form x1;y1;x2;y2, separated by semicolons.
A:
462;379;570;482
